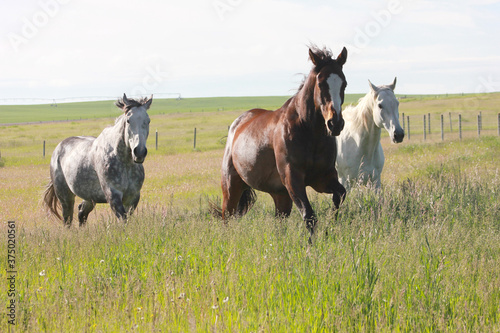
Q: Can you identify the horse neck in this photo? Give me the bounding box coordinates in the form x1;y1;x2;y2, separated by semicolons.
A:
99;115;132;162
292;71;322;126
353;92;382;147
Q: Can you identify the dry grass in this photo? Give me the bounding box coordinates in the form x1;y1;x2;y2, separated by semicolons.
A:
1;94;499;331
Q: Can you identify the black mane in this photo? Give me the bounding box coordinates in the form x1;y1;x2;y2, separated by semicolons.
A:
115;96;150;112
294;45;339;93
308;44;335;67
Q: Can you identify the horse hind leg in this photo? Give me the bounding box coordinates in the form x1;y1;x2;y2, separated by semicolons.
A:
271;192;293;218
78;200;95;227
221;173;255;219
59;195;75;227
52;178;75;227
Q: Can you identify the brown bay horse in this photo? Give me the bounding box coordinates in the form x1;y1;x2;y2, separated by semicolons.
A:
217;46;348;240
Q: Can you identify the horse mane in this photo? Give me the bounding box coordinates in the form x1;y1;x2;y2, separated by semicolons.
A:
294;44;336;94
308;44;335;68
115;96;150;112
343;92;377;133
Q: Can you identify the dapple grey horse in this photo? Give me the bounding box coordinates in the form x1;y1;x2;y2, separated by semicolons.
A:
44;94;152;226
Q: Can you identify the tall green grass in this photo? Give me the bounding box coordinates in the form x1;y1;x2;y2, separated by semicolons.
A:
1;93;499;331
5;162;500;331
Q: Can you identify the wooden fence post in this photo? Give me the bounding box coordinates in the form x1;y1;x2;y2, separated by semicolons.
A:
155;130;158;150
43;140;46;158
459;114;462;140
428;113;431;134
498;113;500;136
194;128;197;149
407;116;410;140
477;115;481;137
440;114;444;141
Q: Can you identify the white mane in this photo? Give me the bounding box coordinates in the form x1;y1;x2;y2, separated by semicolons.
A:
342;91;377;133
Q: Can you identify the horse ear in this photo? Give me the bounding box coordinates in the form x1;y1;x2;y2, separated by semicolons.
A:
309;48;321;66
145;95;153;110
369;80;379;93
123;93;130;104
336;47;347;66
389;77;397;91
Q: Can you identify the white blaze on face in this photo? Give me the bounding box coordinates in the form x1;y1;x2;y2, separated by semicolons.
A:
326;74;343;121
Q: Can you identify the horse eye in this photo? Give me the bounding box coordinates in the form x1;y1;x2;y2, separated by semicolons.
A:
378;103;383;109
126;119;130;124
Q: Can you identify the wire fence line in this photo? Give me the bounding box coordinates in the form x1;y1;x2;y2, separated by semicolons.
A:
0;111;499;161
401;111;500;142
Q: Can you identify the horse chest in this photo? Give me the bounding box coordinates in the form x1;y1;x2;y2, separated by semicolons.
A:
98;156;144;193
288;133;336;172
358;142;384;170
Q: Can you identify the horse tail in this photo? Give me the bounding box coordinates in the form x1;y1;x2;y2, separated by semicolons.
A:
43;180;62;220
208;188;257;219
236;188;256;216
208;197;223;218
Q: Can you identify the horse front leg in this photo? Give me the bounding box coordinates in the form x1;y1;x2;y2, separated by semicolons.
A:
124;195;140;217
332;181;346;210
282;168;317;241
312;169;346;210
78;200;95;226
103;186;127;221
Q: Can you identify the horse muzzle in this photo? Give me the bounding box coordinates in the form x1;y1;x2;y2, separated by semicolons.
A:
133;147;148;164
327;117;345;136
392;129;405;143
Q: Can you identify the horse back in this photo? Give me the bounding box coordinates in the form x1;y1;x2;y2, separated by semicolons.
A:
51;136;107;203
52;136;96;170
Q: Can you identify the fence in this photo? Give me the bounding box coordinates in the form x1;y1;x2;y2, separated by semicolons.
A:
401;112;500;142
1;112;499;161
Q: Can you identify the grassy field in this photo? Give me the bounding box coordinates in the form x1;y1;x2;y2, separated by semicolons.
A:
0;93;500;331
0;96;293;125
1;92;496;125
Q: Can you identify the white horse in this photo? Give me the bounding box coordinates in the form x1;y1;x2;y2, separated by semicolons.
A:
336;78;404;189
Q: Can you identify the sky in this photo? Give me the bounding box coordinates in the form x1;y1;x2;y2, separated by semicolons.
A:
1;0;499;104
